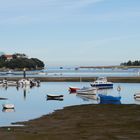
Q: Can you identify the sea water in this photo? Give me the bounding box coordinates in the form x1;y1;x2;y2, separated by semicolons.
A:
0;82;140;126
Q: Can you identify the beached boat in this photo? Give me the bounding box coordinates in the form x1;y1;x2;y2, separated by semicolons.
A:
98;94;121;101
47;94;64;100
2;104;15;109
90;77;113;89
76;87;97;94
69;87;80;93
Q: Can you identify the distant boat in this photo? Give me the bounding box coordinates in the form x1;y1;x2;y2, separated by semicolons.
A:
38;72;47;75
47;94;64;100
91;77;113;89
6;70;14;75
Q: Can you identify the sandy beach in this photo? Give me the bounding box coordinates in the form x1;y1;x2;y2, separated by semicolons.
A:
1;76;140;82
0;104;140;140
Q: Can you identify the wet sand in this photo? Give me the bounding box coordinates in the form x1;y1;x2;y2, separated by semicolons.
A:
1;76;140;82
0;104;140;140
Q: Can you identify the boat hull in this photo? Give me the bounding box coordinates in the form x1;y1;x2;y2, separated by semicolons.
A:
69;87;80;93
47;94;63;100
91;84;113;89
2;104;15;109
76;87;97;94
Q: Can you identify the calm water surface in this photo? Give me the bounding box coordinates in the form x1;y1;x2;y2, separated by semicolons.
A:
0;82;140;127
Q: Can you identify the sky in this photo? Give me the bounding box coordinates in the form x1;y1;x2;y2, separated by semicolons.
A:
0;0;140;67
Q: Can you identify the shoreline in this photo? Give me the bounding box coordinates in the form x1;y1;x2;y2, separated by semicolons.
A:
1;76;140;83
0;104;140;139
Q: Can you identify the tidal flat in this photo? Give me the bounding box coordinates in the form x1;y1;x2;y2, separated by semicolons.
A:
0;104;140;140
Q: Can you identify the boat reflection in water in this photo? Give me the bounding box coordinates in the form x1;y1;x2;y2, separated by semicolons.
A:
2;108;15;113
98;94;121;104
99;99;121;105
76;94;99;104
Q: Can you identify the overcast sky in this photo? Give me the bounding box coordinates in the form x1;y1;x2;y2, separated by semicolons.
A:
0;0;140;66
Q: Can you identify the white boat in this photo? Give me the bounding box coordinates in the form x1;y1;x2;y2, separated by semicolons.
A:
1;79;18;86
18;78;40;86
90;77;113;89
47;94;64;100
2;104;15;109
6;81;18;86
76;87;97;94
38;72;47;75
134;93;140;99
18;79;30;86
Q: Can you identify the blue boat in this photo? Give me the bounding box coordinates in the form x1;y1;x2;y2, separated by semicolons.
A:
98;94;121;101
90;77;113;89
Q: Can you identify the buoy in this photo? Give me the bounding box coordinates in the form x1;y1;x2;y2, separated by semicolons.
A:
117;85;121;92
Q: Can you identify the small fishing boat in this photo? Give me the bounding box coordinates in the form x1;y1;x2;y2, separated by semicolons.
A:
76;87;97;94
69;87;80;93
47;94;64;100
98;94;121;101
2;104;15;109
91;77;113;89
6;81;18;86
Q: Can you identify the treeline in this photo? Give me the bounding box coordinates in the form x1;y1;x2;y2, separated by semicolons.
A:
0;57;44;70
120;60;140;66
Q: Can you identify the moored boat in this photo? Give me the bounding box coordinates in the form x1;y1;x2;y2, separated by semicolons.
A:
47;94;64;100
76;87;97;94
90;77;113;89
134;93;140;99
2;103;15;109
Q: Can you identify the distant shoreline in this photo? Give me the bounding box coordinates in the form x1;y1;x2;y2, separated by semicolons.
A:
79;66;140;69
1;76;140;83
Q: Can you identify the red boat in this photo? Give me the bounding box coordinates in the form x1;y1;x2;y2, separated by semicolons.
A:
69;87;80;93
